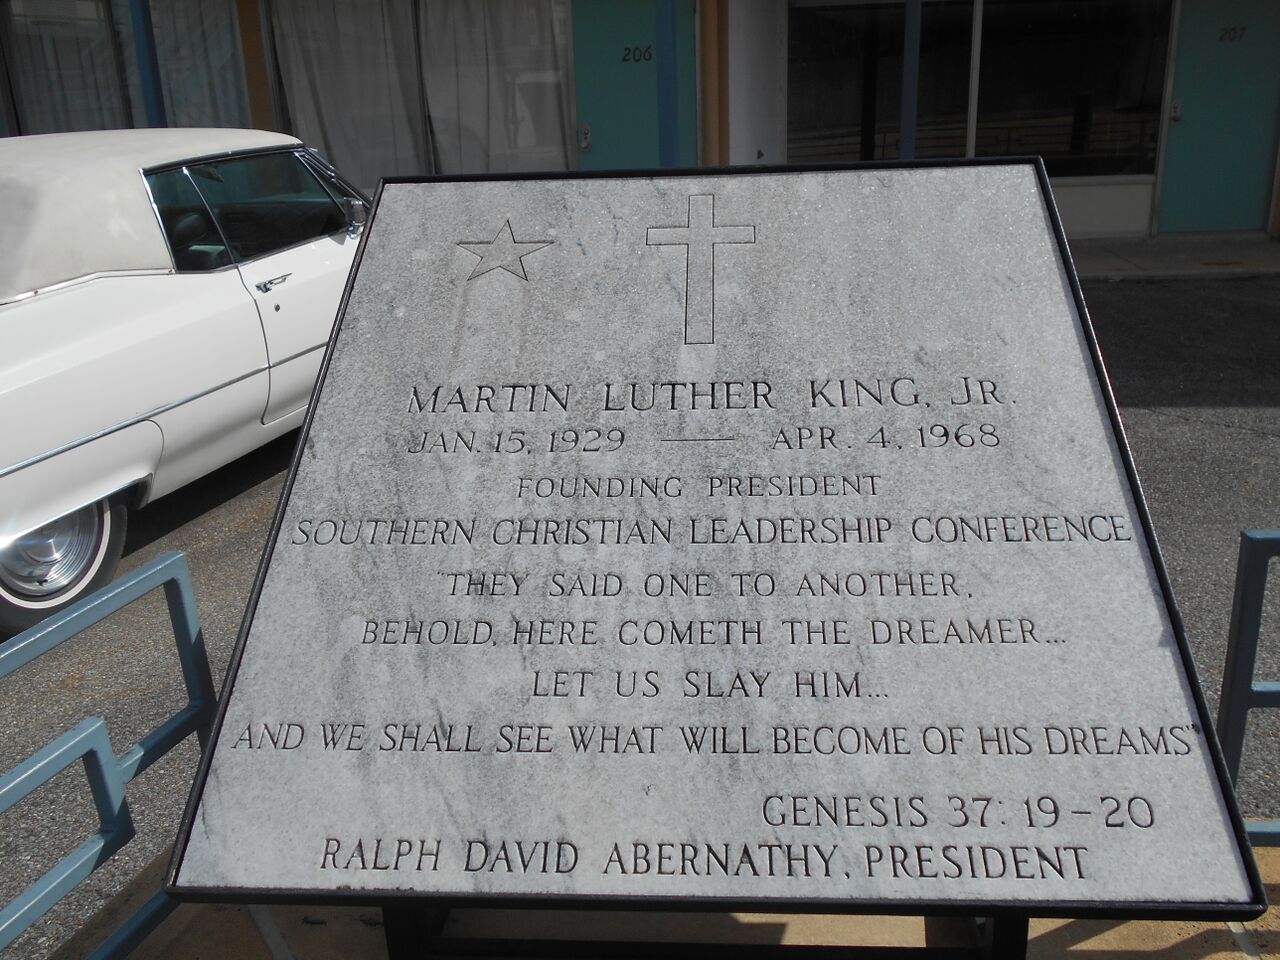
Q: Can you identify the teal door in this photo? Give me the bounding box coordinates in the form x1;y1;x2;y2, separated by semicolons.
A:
571;0;698;170
1159;0;1280;232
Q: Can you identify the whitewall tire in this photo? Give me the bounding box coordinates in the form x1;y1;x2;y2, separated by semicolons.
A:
0;498;127;640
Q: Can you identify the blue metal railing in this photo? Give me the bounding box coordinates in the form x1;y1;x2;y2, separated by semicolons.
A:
1217;530;1280;847
0;552;216;956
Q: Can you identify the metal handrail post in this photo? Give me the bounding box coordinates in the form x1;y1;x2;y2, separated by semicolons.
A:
1216;529;1280;846
0;551;216;955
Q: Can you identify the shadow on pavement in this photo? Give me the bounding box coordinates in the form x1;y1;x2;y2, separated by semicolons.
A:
122;430;299;558
1081;277;1280;409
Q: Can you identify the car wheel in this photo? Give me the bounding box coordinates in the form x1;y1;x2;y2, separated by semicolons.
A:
0;498;127;640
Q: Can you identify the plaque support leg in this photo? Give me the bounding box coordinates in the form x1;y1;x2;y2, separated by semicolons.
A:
979;916;1028;960
382;902;449;959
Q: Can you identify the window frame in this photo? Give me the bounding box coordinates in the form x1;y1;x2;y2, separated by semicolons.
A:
300;147;371;209
143;147;364;273
143;165;237;276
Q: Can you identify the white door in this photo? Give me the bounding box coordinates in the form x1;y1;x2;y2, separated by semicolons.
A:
237;231;357;423
189;153;361;424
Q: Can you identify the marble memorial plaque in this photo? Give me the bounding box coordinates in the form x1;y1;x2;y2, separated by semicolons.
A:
172;164;1263;916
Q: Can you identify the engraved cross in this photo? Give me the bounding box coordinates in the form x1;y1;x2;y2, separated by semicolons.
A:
647;194;755;344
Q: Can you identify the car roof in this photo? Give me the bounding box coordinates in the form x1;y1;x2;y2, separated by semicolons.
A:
0;128;302;303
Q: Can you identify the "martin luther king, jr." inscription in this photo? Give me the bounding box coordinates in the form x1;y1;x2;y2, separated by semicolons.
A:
170;165;1262;916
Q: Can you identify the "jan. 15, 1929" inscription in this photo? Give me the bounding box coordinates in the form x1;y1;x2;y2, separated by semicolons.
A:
171;165;1259;914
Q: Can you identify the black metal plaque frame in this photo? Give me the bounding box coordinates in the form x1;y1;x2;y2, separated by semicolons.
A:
166;158;1268;924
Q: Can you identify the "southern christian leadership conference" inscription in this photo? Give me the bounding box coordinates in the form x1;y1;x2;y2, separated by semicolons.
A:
171;164;1262;915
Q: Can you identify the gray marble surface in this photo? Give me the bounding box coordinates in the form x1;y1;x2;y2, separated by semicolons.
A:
173;167;1256;910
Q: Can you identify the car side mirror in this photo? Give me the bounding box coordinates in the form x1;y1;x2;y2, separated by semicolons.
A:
344;197;367;236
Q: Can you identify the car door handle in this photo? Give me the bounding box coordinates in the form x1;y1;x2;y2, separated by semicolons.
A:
255;273;291;293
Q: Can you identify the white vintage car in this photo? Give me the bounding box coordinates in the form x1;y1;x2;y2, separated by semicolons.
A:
0;129;367;637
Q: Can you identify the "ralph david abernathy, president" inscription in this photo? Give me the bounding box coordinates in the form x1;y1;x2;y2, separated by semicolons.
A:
170;164;1262;915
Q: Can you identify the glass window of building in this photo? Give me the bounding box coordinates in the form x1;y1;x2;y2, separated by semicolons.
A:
789;1;973;163
976;0;1172;176
786;0;1172;177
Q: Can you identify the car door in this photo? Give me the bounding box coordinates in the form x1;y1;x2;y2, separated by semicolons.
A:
188;152;360;425
141;165;271;496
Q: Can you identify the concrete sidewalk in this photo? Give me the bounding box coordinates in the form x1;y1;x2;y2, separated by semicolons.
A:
51;847;1280;959
1070;232;1280;281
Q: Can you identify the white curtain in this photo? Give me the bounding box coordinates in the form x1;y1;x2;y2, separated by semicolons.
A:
270;0;431;189
1;0;250;134
2;0;133;133
151;0;251;127
269;0;575;190
419;0;575;173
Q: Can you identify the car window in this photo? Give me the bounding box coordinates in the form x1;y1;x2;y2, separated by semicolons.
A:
187;152;347;261
146;168;233;272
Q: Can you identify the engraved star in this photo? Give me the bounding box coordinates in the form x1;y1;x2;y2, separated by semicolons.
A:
457;220;553;281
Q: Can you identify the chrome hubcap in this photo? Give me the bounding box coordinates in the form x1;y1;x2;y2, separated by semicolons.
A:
0;504;104;599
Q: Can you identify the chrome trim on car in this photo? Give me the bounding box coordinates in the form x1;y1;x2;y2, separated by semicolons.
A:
0;269;175;307
0;365;270;480
182;163;239;263
142;163;241;275
270;343;327;367
240;227;355;268
300;150;372;205
0;339;327;480
139;144;303;179
255;273;292;293
141;165;178;273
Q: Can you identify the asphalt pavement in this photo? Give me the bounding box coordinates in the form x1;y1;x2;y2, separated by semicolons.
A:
0;433;296;959
1084;277;1280;818
0;275;1277;959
